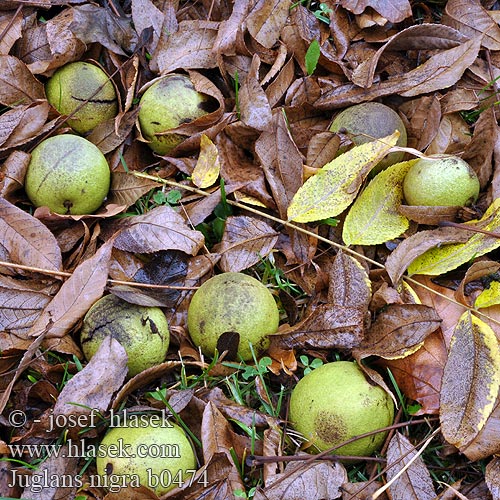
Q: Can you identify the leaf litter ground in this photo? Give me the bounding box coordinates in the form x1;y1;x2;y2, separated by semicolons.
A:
2;0;500;499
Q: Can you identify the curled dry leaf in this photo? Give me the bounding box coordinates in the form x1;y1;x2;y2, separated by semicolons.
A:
440;312;500;451
246;0;291;49
0;275;54;336
22;444;80;499
386;432;437;500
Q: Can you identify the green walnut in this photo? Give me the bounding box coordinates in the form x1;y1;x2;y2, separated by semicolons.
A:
138;74;213;155
96;416;197;495
403;155;480;207
24;134;110;215
46;61;118;134
187;272;279;361
80;294;170;377
289;361;394;457
329;102;407;173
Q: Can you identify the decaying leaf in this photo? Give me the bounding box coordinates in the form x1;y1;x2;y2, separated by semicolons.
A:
216;215;279;272
354;304;442;360
287;131;400;223
111;205;205;255
440;312;500;450
343;160;416;245
386;432;437;500
254;459;347;500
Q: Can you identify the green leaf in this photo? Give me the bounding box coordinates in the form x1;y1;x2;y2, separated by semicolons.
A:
305;39;320;75
408;198;500;276
287;131;400;223
343;159;417;245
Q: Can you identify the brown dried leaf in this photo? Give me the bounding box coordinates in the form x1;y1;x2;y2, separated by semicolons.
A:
354;304;442;360
0;55;45;106
239;54;273;132
70;4;138;55
107;171;159;208
0;197;62;273
246;0;291;49
154;20;219;73
110;205;205;255
200;386;270;428
485;457;500;499
341;0;411;23
254;460;347;500
306;131;340;170
0;150;30;201
21;444;80;499
201;402;246;493
440;312;500;450
256;110;303;218
0;276;54;335
462;107;497;189
0;9;22;55
17;9;86;75
425;112;472;155
270;304;365;351
386;432;437;500
400;95;441;151
341;481;389;500
87;109;140;154
28;239;113;339
53;337;128;435
217;215;278;273
0;101;49;150
443;0;500;50
398;205;460;225
329;252;371;308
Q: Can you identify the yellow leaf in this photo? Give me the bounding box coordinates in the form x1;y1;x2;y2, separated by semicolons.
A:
475;281;500;309
408;198;500;276
343;159;417;245
440;311;500;450
287;131;400;223
192;134;220;188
